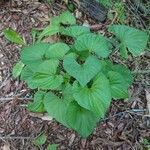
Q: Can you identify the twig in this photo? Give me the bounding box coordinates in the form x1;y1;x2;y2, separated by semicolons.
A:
132;70;150;74
102;109;146;121
130;0;150;15
0;136;34;140
0;97;32;101
126;0;147;28
0;73;10;90
90;24;103;31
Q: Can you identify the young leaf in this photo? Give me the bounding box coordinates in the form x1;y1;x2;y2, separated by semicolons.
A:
63;53;102;86
21;43;50;71
27;91;46;113
59;10;76;25
50;16;61;26
74;33;111;58
38;16;61;40
45;42;70;59
44;92;72;127
66;101;99;138
38;11;75;40
47;144;58;150
109;25;149;57
73;73;111;116
107;71;129;99
33;133;47;146
3;28;25;45
12;61;24;78
60;26;90;38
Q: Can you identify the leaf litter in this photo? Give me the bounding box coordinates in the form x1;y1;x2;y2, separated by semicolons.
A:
0;0;150;149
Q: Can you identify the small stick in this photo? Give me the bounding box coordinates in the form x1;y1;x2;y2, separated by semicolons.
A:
132;70;150;74
0;136;34;140
0;97;32;101
90;24;103;31
102;109;146;121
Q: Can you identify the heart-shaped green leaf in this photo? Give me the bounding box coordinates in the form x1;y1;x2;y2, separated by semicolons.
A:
74;33;111;58
21;43;51;71
45;42;70;59
44;91;73;127
60;25;90;38
66;101;99;138
63;53;101;86
27;91;46;113
73;73;111;116
109;25;149;57
108;71;129;99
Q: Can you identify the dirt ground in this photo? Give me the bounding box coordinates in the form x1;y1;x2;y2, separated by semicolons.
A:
0;0;150;150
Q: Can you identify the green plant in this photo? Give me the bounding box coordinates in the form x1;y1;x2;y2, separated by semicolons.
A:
113;1;126;23
33;133;47;147
96;0;112;7
4;11;149;138
47;144;58;150
143;138;150;150
33;132;58;149
97;0;126;23
3;28;26;45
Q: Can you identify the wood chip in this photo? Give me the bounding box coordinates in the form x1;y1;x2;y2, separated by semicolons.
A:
145;89;150;117
1;144;10;150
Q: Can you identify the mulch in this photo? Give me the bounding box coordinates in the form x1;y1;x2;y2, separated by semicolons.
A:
0;0;150;150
